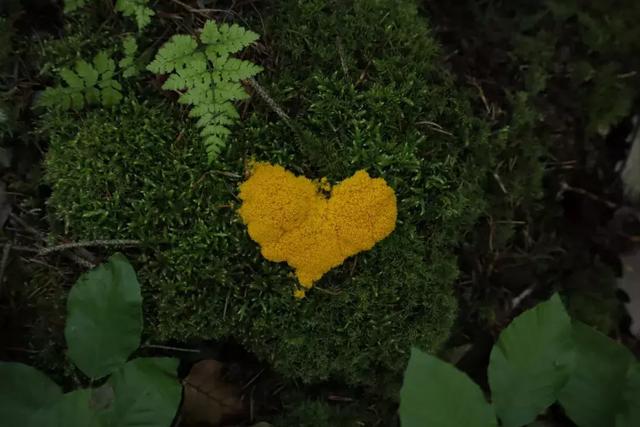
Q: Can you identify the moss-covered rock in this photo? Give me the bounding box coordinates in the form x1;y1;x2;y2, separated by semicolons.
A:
44;0;495;385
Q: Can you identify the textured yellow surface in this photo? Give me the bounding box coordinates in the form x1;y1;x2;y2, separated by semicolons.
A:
238;163;397;295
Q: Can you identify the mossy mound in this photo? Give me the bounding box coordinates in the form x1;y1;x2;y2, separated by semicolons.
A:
44;0;494;385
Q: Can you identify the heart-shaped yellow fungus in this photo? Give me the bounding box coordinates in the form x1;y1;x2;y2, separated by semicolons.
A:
238;163;397;295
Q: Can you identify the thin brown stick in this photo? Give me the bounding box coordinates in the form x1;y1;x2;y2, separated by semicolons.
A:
242;368;265;391
66;252;96;269
558;181;618;209
246;78;291;125
6;244;39;253
38;239;143;256
143;343;201;353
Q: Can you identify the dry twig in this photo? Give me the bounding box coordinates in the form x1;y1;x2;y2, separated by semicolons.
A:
38;239;142;256
246;78;291;125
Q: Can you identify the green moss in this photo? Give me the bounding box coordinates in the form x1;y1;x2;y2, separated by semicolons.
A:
273;398;373;427
44;0;495;385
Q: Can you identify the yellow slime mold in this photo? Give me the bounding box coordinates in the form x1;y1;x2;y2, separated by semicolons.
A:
238;163;397;295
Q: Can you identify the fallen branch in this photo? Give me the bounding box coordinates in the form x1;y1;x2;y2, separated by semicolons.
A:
8;213;95;269
38;239;143;256
246;78;291;125
142;343;201;354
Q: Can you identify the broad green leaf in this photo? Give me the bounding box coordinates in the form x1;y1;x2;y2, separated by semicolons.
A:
558;321;634;427
102;358;182;427
0;362;62;425
488;294;574;427
617;363;640;427
65;253;143;379
29;389;101;427
91;383;115;411
399;348;497;427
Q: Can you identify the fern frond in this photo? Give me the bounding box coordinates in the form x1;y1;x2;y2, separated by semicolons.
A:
65;0;154;30
119;36;140;78
93;51;116;80
39;51;123;110
115;0;154;30
148;20;261;162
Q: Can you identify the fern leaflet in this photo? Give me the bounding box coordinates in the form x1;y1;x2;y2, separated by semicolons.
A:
115;0;154;30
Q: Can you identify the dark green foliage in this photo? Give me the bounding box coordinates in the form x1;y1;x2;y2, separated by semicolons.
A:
400;348;497;427
39;14;119;74
272;391;391;427
564;261;622;334
400;296;640;427
0;17;12;66
114;0;154;30
274;400;332;427
44;0;495;385
0;255;182;427
39;51;123;110
273;400;362;427
499;0;640;136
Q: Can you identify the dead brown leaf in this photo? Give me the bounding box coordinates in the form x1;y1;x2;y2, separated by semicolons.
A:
181;359;245;427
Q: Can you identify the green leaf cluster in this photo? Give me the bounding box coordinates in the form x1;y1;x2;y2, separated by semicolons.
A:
39;51;123;110
0;254;182;427
63;0;88;13
505;0;640;136
115;0;154;30
118;36;140;78
147;21;262;162
64;0;154;30
400;295;640;427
